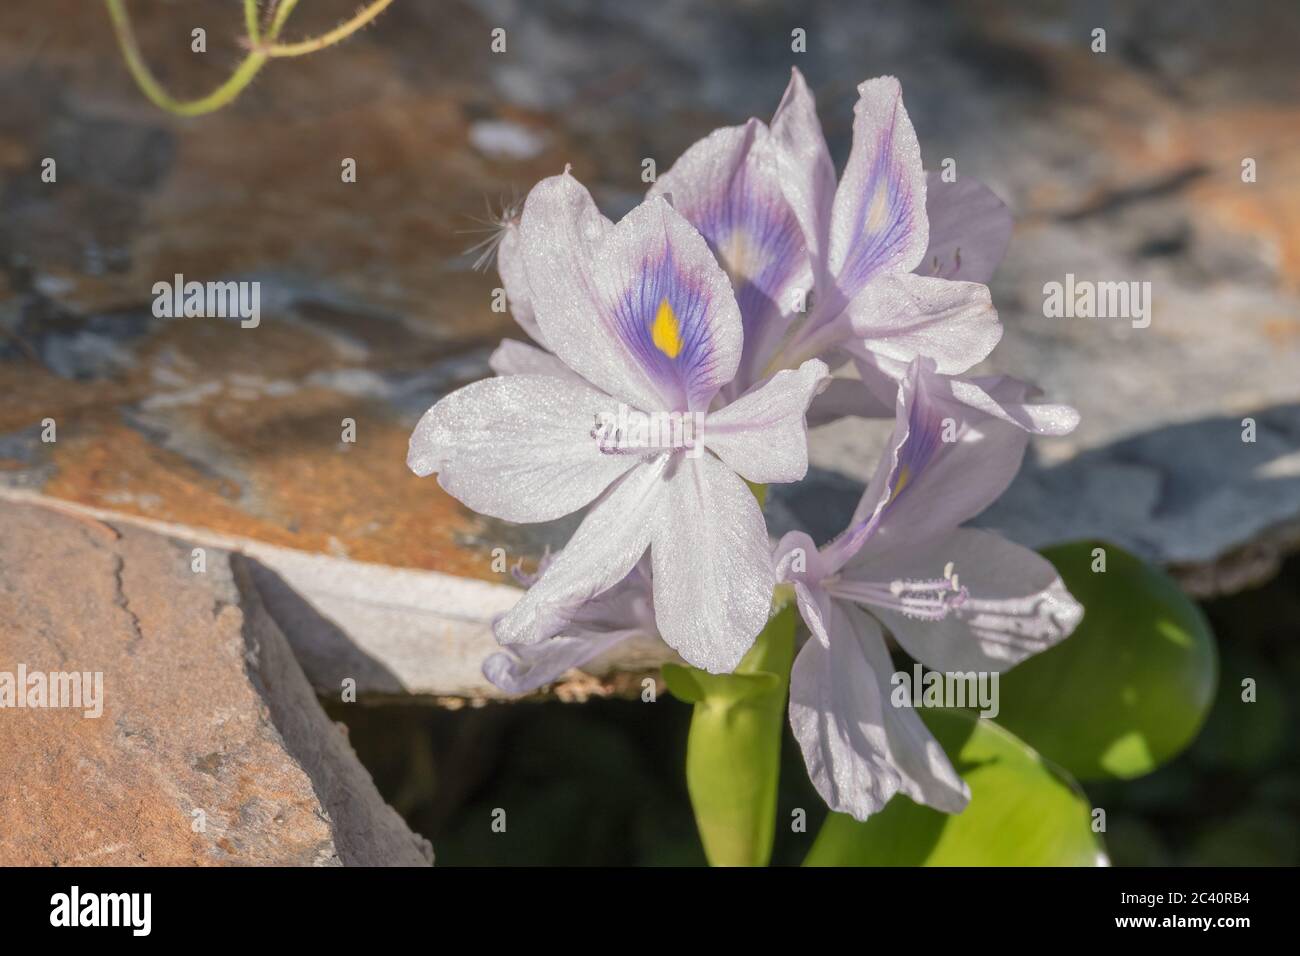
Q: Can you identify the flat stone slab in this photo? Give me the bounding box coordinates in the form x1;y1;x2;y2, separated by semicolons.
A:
0;488;671;703
0;498;432;865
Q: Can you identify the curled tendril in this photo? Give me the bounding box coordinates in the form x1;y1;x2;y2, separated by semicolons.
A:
104;0;397;117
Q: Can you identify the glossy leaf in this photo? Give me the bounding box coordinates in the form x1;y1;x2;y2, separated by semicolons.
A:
804;709;1104;866
994;541;1217;781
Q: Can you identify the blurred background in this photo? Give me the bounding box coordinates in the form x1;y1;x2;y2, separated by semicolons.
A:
1;0;1297;864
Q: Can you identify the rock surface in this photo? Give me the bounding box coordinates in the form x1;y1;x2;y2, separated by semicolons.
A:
0;498;432;865
0;487;668;703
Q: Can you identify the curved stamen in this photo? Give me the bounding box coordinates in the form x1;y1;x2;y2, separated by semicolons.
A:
827;561;969;621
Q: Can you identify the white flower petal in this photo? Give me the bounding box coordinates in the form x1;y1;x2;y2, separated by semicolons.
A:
407;373;637;523
497;223;545;343
650;119;811;385
494;457;668;645
483;630;637;695
703;359;830;484
593;196;745;411
650;453;774;673
520;173;743;413
789;600;969;821
770;67;837;288
918;171;1013;284
775;529;836;588
950;374;1081;436
846;272;1001;376
794;580;835;647
488;338;581;379
847;360;1032;551
517;173;659;410
828;77;929;295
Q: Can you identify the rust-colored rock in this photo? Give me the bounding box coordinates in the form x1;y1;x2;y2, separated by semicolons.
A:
0;499;432;865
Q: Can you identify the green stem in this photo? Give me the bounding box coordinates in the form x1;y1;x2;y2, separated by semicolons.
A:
105;0;270;117
262;0;395;57
266;0;300;37
663;598;798;866
104;0;393;117
244;0;260;44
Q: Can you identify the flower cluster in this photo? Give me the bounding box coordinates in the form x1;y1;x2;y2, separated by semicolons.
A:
409;69;1083;822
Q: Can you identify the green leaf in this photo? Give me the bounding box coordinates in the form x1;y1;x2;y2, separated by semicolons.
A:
994;541;1217;781
665;602;796;867
804;709;1104;866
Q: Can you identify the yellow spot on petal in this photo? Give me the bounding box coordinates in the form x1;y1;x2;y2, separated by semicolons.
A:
651;297;683;359
887;464;911;505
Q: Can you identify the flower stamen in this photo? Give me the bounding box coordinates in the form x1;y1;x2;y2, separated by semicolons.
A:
827;563;969;621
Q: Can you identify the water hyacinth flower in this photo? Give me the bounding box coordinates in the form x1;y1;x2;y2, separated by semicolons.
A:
773;358;1083;820
414;65;1091;855
488;68;1013;421
769;71;1005;386
650;67;1011;409
409;171;829;674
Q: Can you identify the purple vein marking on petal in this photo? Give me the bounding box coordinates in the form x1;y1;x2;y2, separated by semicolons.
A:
824;371;945;571
606;248;723;412
841;166;909;290
694;160;805;340
883;383;947;516
838;93;918;293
